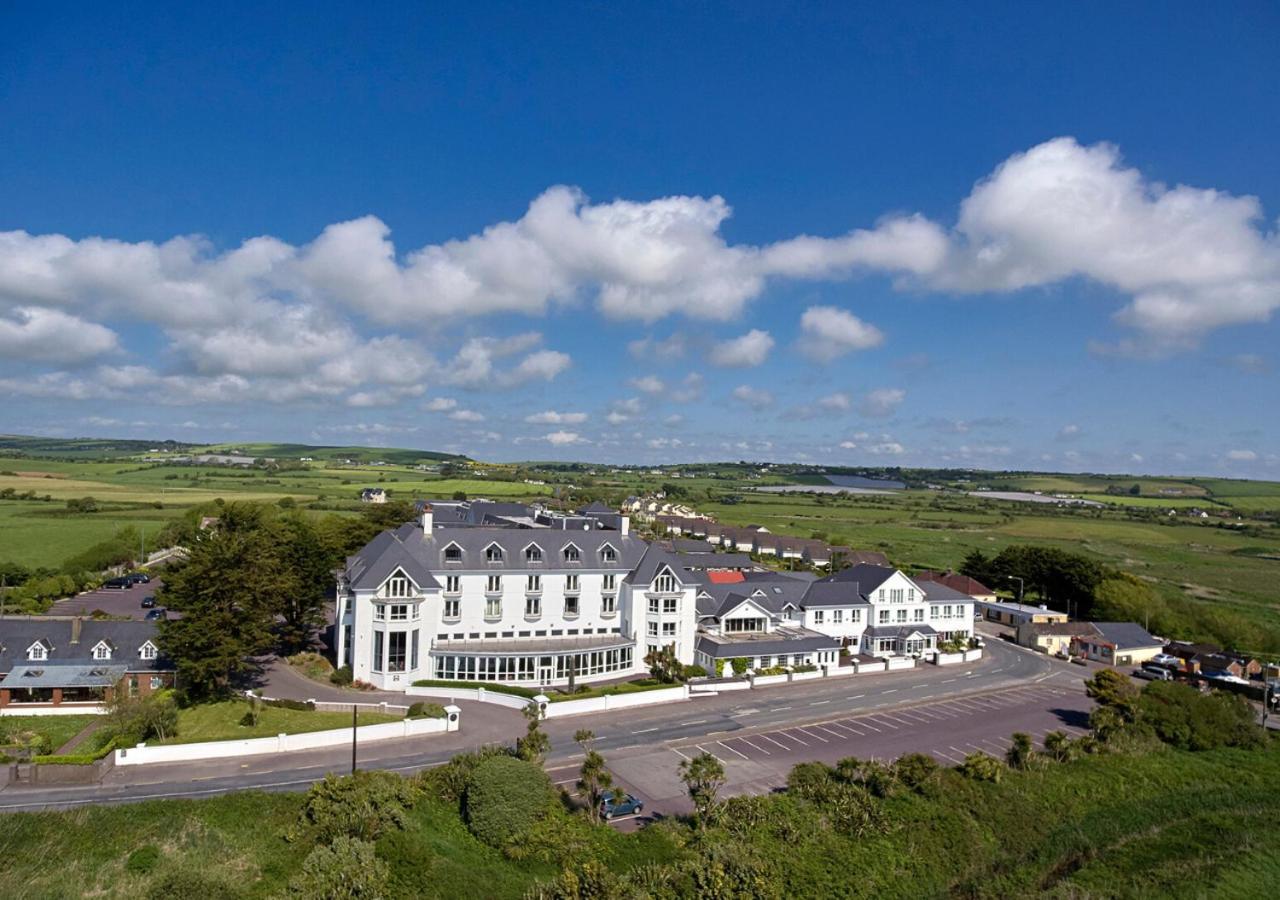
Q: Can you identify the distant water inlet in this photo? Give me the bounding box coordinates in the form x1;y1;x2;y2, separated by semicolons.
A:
756;474;905;495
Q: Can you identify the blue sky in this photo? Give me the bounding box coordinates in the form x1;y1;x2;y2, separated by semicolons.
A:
1;3;1277;476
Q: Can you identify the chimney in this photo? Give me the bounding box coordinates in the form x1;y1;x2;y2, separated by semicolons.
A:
71;617;82;644
420;503;433;535
620;515;630;536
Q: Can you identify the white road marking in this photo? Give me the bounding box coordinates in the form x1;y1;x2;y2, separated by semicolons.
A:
778;730;809;746
797;727;830;743
671;747;692;761
738;736;771;755
759;734;792;751
809;699;831;705
815;725;847;739
718;740;750;760
633;727;658;734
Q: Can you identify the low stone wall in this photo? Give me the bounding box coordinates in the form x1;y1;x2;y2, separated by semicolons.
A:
114;709;459;767
886;656;917;671
405;685;532;710
0;704;106;717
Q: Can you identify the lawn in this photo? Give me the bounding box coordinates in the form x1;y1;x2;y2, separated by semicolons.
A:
0;715;98;754
164;701;400;745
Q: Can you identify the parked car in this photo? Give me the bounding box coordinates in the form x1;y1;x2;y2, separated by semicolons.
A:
103;577;132;589
1070;656;1089;666
1147;653;1182;669
140;596;157;609
127;572;151;585
1133;665;1173;681
601;793;644;819
144;608;167;621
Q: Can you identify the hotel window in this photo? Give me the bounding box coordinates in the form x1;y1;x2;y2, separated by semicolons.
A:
525;595;541;617
565;595;579;616
443;598;460;619
601;545;617;563
930;606;940;618
814;610;825;625
661;622;676;637
410;629;420;670
908;589;915;602
485;595;502;618
445;575;461;594
648;597;659;614
878;610;890;624
647;622;658;637
663;597;678;614
896;609;907;622
565;574;580;592
602;594;616;614
913;609;924;622
563;545;581;563
654;571;677;593
526;574;541;593
444;545;463;564
877;589;885;601
385;576;411;598
388;632;407;672
373;631;384;673
389;604;409;621
602;573;616;592
833;610;843;624
525;545;543;563
485;545;504;563
374;605;385;621
852;609;861;622
486;574;502;593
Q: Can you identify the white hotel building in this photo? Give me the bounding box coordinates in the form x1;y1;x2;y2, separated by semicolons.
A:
336;501;973;691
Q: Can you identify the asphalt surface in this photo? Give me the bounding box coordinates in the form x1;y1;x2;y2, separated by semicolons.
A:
43;579;165;620
0;627;1096;813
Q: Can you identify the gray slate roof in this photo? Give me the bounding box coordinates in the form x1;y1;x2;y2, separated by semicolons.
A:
0;663;128;689
1088;622;1161;650
800;581;871;609
822;563;898;596
864;624;939;639
0;619;168;672
695;630;840;659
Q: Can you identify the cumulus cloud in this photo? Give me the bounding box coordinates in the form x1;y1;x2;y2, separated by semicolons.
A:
798;306;884;361
671;372;704;403
525;410;588;425
710;329;774;367
0;306;118;363
543;430;589;446
629;375;665;394
423;397;458;412
1227;449;1257;461
731;384;774;410
449;409;485;422
627;333;687;360
1057;423;1082;441
442;333;571;389
858;388;905;417
819;392;851;412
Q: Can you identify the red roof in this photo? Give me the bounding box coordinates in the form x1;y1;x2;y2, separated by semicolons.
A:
914;570;994;596
706;570;746;584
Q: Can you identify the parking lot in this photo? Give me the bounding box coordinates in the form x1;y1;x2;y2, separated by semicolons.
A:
586;679;1092;820
43;578;165;620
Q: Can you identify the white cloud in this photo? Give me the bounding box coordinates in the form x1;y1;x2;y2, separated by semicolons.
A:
449;409;485;422
818;392;851;412
671;372;704;403
798;306;884;361
0;307;118;364
1222;353;1270;375
544;430;588;446
731;384;774;410
710;329;774;367
858;388;905;417
1057;423;1081;441
1227;449;1257;461
629;375;665;394
525;410;588;425
441;333;570;389
423;397;458;412
867;441;905;455
627;333;687;361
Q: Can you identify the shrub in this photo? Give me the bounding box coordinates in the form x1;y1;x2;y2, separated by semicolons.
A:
145;864;243;900
755;666;788;677
418;745;512;804
261;697;316;712
286;836;389;899
682;664;707;679
410;679;538;698
125;845;161;874
464;755;554;848
406;701;446;719
792;663;818;673
894;753;941;792
957;751;1004;783
730;658;749;676
329;665;353;686
287;651;333;681
1137;681;1264;751
291;771;418;843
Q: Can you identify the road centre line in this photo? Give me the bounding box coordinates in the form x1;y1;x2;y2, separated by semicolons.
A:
809;699;831;705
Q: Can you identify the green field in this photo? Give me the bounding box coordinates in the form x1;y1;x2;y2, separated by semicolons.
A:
0;741;1275;897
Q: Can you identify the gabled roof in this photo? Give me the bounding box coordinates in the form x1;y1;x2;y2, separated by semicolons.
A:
0;620;169;672
1088;622;1161;650
579;501;614;514
913;570;995;597
821;563;899;596
800;581;869;609
346;527;440;591
917;581;975;603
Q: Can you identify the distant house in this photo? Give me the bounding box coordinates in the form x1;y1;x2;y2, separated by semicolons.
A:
361;487;387;504
913;571;998;602
975;599;1069;628
0;619;174;711
1072;622;1163;667
1017;620;1103;656
1164;641;1263;679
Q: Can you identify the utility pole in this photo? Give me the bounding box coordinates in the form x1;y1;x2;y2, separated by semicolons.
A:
351;704;358;774
1006;575;1024;603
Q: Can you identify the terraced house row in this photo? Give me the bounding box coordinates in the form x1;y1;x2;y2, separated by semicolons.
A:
336;501;976;691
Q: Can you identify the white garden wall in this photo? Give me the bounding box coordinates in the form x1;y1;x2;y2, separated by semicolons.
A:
539;685;689;719
405;685;531;710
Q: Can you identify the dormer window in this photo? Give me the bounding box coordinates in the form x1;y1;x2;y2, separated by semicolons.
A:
444;544;463;564
92;641;112;660
485;544;505;564
27;642;47;661
654;568;677;593
139;641;158;661
524;544;543;564
563;544;581;563
384;575;412;598
599;543;617;564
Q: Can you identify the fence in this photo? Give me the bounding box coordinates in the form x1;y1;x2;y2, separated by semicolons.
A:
114;708;459;767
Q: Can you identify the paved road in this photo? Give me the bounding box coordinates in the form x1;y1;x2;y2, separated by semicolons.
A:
0;631;1095;813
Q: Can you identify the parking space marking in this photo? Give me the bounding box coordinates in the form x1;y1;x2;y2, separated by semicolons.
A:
822;722;860;737
778;729;810;746
717;740;750;760
797;726;830;743
671;747;692;761
844;717;880;732
814;725;848;740
694;745;727;764
738;736;771;755
759;734;792;751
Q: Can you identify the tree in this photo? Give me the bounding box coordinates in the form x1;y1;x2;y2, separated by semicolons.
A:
464;755;554;848
1006;732;1036;769
1042;730;1075;762
157;506;282;700
679;751;726;829
286;836;390;900
104;686;178;745
269;513;333;652
957;751;1003;783
516;701;551;764
290;770;417;844
1085;668;1140;722
577;749;614;823
644;644;685;684
893;753;941;793
959;549;996;587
